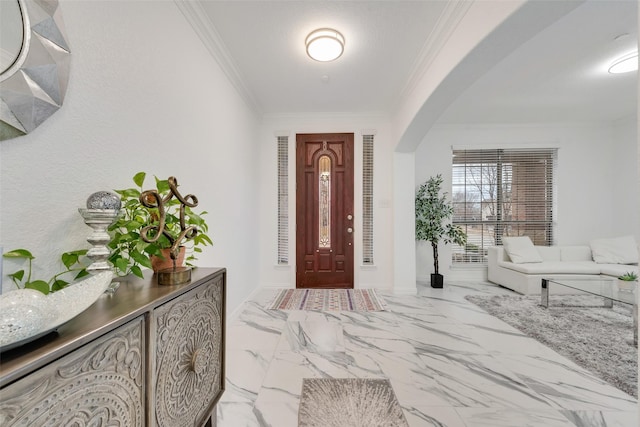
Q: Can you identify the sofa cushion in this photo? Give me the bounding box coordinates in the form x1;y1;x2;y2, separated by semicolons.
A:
560;246;593;262
536;246;561;261
598;264;639;278
590;236;639;264
502;236;543;264
499;261;602;275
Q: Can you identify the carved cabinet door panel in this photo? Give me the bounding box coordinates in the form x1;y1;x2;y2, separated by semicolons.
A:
152;276;225;427
0;318;145;427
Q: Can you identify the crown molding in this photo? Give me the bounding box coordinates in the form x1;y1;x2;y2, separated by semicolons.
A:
261;111;389;121
395;0;474;109
174;0;262;115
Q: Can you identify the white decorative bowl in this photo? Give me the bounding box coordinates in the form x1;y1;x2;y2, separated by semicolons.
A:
0;271;113;352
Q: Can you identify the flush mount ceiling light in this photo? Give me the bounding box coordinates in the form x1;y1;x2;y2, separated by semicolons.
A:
608;51;638;74
306;28;345;62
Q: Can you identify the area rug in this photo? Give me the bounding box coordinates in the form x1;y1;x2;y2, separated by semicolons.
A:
466;294;637;397
268;289;385;311
298;378;408;427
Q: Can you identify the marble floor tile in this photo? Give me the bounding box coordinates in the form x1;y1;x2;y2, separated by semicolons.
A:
417;352;526;388
256;350;381;403
218;282;637;426
380;294;437;314
226;323;282;352
390;322;490;356
235;300;289;327
342;322;418;353
456;407;576;427
401;405;468;427
388;310;457;326
559;409;640;427
253;401;300;427
285;310;343;323
430;374;556;410
497;353;637;411
348;350;455;406
222;349;271;403
463;322;563;357
217;402;262;427
277;321;345;352
338;309;402;327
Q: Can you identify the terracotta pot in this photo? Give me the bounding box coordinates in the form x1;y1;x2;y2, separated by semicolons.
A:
151;246;186;272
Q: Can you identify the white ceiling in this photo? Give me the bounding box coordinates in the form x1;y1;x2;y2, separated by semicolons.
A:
437;0;638;124
196;0;637;124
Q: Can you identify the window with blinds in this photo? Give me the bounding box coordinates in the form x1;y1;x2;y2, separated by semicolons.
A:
451;148;557;264
277;136;289;264
362;135;374;265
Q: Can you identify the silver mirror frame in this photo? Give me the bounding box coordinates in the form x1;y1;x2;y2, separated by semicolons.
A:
0;0;71;141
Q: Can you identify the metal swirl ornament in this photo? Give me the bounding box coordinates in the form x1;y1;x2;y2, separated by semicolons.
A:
139;176;200;284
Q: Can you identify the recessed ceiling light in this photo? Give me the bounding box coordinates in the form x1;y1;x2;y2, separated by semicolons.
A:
608;51;638;74
306;28;344;62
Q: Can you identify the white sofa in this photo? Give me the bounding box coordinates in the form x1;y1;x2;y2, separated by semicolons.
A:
487;237;639;295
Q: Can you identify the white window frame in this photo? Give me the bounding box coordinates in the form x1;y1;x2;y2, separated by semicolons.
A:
362;134;374;265
451;148;557;264
277;135;289;264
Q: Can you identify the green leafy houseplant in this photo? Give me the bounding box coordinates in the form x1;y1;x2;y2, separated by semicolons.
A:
618;271;638;281
109;172;212;278
617;271;638;292
2;249;89;294
415;174;467;287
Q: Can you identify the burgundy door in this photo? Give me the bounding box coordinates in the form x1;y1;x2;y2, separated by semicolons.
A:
296;133;354;288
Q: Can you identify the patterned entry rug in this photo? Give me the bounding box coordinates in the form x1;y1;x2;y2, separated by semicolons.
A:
466;294;637;397
298;378;408;427
268;289;385;311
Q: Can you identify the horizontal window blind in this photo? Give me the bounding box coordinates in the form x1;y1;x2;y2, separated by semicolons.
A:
277;136;289;264
451;148;556;264
362;135;374;265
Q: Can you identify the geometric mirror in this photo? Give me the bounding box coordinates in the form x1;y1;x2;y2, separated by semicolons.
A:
0;0;71;141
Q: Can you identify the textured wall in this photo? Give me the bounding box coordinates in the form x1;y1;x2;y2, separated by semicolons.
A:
0;1;260;313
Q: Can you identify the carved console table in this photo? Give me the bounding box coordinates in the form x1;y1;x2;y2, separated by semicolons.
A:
0;267;226;427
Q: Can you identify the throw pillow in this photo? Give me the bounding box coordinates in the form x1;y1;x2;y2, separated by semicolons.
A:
589;236;639;264
502;236;543;264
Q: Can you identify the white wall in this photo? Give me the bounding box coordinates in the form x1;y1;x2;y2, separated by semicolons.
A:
393;152;416;293
611;117;639;239
0;1;260;314
414;121;639;282
257;114;395;290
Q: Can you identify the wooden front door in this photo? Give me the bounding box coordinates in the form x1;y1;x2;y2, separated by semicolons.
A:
296;133;354;288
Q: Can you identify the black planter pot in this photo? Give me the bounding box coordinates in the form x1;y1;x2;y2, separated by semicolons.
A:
430;273;444;288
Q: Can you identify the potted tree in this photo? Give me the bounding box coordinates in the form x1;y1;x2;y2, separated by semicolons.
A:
108;172;212;278
415;174;467;288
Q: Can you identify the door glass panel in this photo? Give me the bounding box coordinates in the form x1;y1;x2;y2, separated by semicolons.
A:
318;155;331;248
